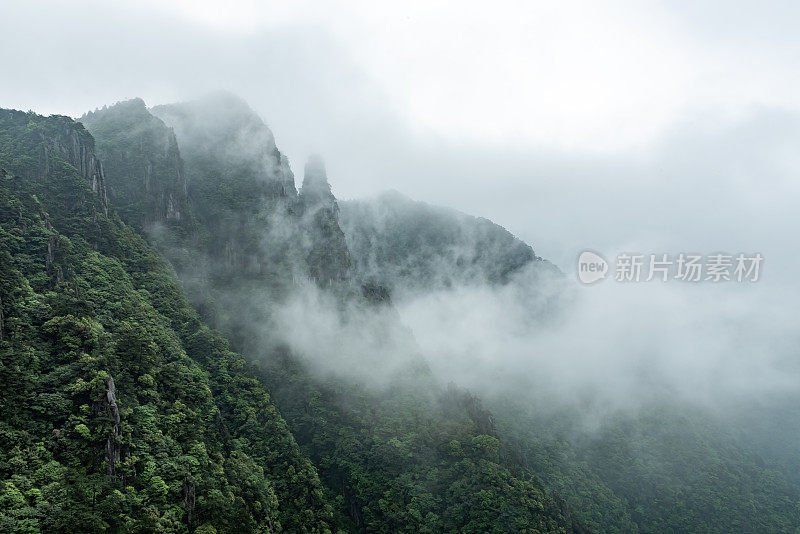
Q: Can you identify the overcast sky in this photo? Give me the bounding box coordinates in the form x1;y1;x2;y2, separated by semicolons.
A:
2;0;799;274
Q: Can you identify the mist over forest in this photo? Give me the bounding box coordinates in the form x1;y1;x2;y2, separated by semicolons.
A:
1;2;799;533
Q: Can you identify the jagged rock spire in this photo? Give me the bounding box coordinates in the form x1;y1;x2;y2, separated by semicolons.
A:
297;155;351;284
300;155;335;206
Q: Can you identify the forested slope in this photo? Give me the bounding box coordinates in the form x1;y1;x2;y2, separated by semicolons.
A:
0;109;333;532
81;95;588;533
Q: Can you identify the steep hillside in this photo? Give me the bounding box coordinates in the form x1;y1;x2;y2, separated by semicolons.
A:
492;400;800;533
83;96;589;533
0;109;333;532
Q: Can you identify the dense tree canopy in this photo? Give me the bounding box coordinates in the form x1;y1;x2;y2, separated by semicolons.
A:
0;109;332;532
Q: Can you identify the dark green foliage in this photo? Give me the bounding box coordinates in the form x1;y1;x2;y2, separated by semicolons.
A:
262;354;587;533
0;109;333;532
487;396;800;534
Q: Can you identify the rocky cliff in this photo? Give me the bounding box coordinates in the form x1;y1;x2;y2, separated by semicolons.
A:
80;99;191;230
149;93;355;291
151;92;296;201
1;109;108;215
299;155;352;285
77;95;589;534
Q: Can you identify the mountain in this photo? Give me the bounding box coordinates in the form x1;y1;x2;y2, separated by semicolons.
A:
339;191;555;295
0;109;333;532
150;93;303;294
148;94;353;302
75;96;588;533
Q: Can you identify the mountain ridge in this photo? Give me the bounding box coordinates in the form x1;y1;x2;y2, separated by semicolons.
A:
74;97;589;533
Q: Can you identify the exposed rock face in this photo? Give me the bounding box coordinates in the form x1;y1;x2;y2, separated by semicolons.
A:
80;99;192;229
182;476;196;528
90;95;354;290
0;110;109;216
35;113;109;214
104;376;122;477
300;155;336;207
148;93;308;288
151;92;297;200
299;156;352;285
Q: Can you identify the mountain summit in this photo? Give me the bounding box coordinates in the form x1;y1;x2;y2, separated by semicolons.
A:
299;155;351;284
300;154;335;207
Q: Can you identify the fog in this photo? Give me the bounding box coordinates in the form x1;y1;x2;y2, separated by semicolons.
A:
3;1;799;424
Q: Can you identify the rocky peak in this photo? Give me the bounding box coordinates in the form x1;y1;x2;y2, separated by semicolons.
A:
296;155;352;285
151;93;297;199
80;100;192;229
83;97;149;122
3;110;110;215
300;155;336;209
